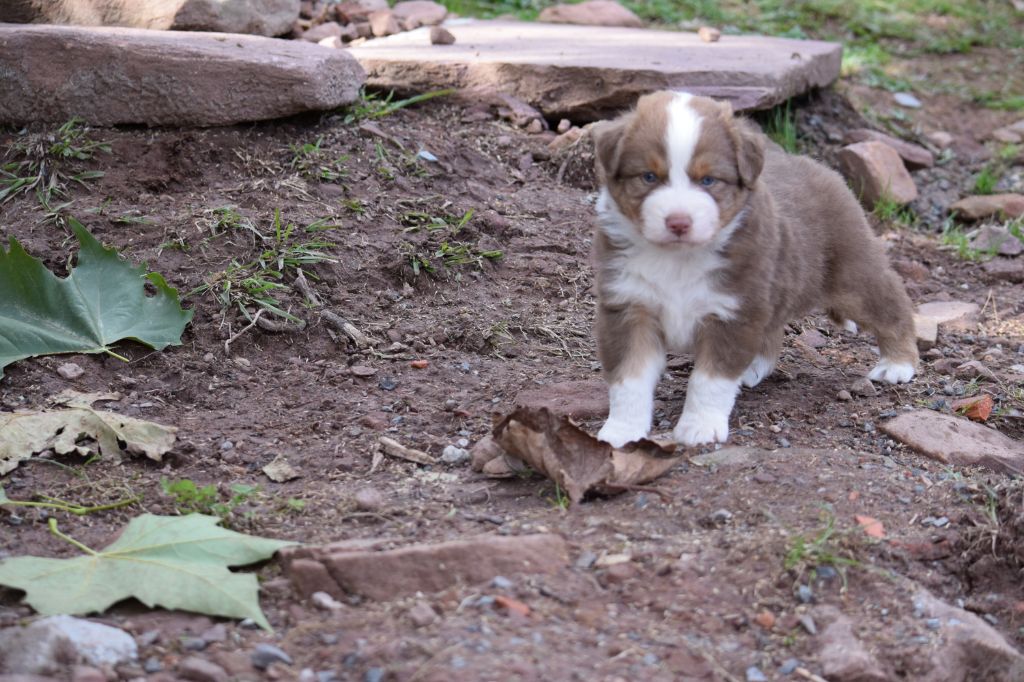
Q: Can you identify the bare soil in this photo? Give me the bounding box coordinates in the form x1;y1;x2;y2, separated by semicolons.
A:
2;54;1024;681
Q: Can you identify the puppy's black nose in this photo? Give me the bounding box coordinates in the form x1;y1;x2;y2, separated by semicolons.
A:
665;213;692;236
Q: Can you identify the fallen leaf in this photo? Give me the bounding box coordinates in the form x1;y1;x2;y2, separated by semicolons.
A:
493;595;530;617
262;454;300;482
0;219;192;379
951;394;994;422
0;514;294;630
855;514;886;539
0;390;176;475
492;407;682;504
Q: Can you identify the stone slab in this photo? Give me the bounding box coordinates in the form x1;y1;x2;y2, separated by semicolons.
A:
348;20;842;120
280;533;568;600
880;410;1024;475
514;379;609;419
0;23;365;127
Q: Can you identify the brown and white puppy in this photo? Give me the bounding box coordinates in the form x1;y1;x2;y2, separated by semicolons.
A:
592;91;918;448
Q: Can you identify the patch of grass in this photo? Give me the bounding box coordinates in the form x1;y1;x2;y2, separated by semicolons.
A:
160;478;259;522
0;117;110;208
784;511;860;588
191;209;337;322
548;482;570;510
973;164;1000;195
939;218;991;261
976;95;1024;112
764;102;799;153
436;240;503;268
289;136;348;182
342;88;456;125
872;193;917;227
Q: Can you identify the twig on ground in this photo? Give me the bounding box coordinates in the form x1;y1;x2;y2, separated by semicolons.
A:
224;309;264;355
379;437;437;466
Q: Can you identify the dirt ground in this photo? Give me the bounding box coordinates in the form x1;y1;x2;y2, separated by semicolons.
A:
2;47;1024;682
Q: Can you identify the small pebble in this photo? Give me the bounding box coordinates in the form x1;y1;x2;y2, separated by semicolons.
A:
643;652;659;665
312;591;345;611
837;390;852;401
816;565;838;580
746;666;767;682
851;377;877;397
779;658;800;675
353;487;385;512
926;618;941;630
710;508;733;524
441;445;470;465
56;362;85;380
143;658;163;674
777;437;791;449
798;614;817;635
984;614;999;625
575;551;598;569
797;584;814;603
365;669;386;682
251;643;293;670
378;376;398;391
491;576;513;590
894;92;923;108
181;636;207;651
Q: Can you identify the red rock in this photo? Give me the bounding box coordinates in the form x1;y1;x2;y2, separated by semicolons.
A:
697;26;721;42
951;395;994;422
0;24;364;127
916;301;979;332
816;609;888;682
410;359;429;368
880;410;1024;475
302;20;344;42
893;258;929;282
334;0;388;22
855;515;885;538
429;26;455;45
515;379;609;419
178;657;229;682
391;0;447;28
982;258;1024;284
890;538;953;561
0;0;300;36
368;9;400;36
844;128;935;169
950;194;1024;221
797;328;828;349
754;610;776;629
493;595;531;617
281;534;568;600
539;0;642;28
838;141;918;208
926;130;954;149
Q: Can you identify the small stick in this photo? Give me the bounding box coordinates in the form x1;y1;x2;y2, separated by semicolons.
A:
321;310;373;348
294;268;322;307
379;437;437;465
224;309;264;355
256;315;305;333
795;668;828;682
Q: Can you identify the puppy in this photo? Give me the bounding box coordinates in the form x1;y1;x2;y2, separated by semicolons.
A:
592;91;918;448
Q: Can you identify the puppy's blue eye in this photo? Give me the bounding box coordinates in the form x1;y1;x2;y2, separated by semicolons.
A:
641;171;658;184
699;176;716;187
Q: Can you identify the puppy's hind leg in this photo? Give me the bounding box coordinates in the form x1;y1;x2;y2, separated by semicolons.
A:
596;304;666;448
828;257;918;384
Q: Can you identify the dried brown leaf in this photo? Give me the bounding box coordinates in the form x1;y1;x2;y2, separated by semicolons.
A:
492;407;680;504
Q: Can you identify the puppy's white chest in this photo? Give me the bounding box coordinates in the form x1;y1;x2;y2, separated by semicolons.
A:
605;248;739;351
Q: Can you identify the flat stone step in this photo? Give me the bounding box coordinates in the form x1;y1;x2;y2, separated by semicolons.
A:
0;23;365;127
349;19;842;120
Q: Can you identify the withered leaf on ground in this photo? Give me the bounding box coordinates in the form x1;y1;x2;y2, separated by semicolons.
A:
492;407;681;504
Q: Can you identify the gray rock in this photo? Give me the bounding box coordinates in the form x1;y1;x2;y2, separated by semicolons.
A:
251;644;293;670
851;377;877;396
350;20;841;119
441;445;470;465
917;301;980;332
844;128;935;169
894;92;922;108
838;141;918;208
0;24;365;127
745;666;768;682
0;616;138;675
56;362;84;379
970;224;1024;257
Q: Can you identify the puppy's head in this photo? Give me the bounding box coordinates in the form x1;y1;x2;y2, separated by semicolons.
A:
593;91;764;247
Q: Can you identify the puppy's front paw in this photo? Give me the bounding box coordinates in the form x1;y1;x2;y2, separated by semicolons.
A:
597;420;649;448
868;359;915;384
673;410;729;447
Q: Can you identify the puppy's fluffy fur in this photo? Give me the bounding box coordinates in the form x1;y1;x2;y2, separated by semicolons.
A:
592;91;918;448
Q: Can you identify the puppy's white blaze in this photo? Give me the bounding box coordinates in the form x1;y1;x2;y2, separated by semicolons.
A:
598;356;664;447
868;359;915;384
638;93;721;245
741;355;776;388
674;370;741;446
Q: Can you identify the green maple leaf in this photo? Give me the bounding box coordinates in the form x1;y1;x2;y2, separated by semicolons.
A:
0;219;193;378
0;514;296;630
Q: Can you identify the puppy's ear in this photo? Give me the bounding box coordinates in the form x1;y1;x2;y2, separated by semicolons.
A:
729;117;765;188
591;117;628;183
